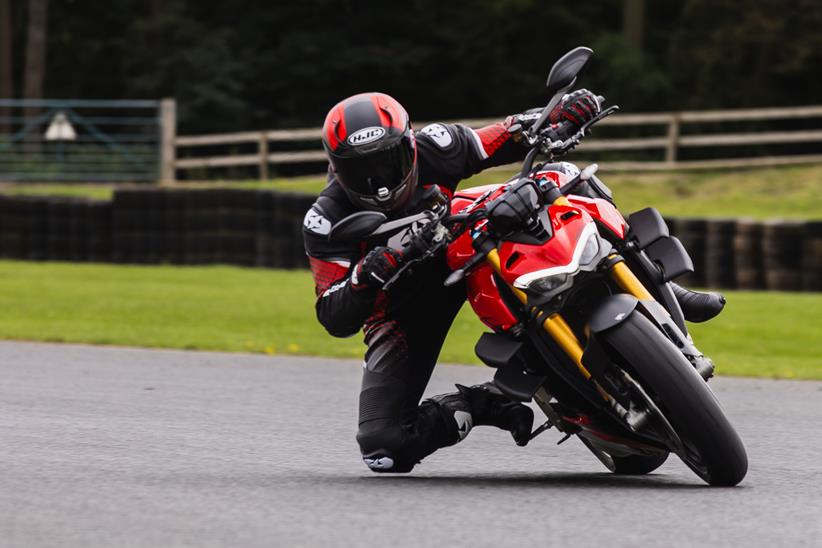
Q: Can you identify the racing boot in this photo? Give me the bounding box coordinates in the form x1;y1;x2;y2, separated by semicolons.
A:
456;382;534;446
670;282;726;323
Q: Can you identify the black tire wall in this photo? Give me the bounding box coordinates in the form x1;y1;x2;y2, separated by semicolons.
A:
0;190;819;289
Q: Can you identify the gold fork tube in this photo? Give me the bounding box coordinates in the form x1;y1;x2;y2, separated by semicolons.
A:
609;258;654;301
486;248;591;380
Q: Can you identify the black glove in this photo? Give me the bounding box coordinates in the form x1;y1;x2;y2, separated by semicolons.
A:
549;89;601;127
505;107;544;137
351;246;404;290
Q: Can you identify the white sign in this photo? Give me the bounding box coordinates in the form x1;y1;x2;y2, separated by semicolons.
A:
44;112;77;141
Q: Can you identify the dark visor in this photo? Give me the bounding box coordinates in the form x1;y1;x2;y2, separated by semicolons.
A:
332;135;415;195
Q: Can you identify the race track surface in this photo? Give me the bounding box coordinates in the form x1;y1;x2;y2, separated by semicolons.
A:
1;341;820;547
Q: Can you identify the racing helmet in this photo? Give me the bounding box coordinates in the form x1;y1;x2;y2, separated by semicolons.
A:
322;92;417;212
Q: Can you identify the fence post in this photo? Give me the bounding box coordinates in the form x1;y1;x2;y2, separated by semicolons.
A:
259;132;269;181
665;113;680;165
159;98;177;183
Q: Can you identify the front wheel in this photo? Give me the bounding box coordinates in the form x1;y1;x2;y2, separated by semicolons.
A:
612;453;669;475
601;312;748;486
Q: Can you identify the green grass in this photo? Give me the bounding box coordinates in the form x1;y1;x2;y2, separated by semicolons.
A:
3;163;821;219
0;260;819;379
0;182;116;201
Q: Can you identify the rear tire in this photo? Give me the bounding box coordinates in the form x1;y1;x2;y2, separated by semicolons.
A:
602;312;748;486
611;453;669;475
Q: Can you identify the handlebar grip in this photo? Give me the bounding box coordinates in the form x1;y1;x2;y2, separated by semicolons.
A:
405;229;435;257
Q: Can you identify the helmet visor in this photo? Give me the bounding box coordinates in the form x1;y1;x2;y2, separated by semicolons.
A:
331;134;415;197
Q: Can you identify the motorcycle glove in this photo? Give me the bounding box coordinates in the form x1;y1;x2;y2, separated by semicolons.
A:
351;246;404;290
549;88;602;127
505;107;544;136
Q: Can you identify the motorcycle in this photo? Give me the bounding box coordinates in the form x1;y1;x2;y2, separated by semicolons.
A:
329;47;748;486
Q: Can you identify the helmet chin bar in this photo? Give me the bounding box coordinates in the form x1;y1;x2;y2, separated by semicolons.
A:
347;163;419;213
357;181;408;212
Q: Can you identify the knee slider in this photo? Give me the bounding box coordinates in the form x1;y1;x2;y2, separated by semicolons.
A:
356;420;416;473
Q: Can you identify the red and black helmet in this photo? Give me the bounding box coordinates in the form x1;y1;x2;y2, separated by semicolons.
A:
322;92;417;213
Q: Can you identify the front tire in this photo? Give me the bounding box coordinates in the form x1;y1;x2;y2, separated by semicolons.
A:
602;312;748;486
612;453;669;475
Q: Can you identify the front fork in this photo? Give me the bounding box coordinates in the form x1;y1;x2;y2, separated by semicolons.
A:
485;249;652;386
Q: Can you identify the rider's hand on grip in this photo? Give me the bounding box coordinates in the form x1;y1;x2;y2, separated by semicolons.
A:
504;107;544;141
486;179;541;235
549;89;601;128
352;247;404;290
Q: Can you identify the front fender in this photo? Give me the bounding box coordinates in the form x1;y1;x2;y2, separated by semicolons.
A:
586;294;639;334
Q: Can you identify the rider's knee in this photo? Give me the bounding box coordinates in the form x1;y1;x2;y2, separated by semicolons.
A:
356;420;416;473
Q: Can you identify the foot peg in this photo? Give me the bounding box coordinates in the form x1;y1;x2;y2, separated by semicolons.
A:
670;282;726;323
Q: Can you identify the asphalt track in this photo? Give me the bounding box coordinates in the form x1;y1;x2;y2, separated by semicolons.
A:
1;341;821;548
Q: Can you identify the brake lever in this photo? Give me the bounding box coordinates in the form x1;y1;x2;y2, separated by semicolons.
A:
579;105;619;134
381;260;417;291
540;105;620;156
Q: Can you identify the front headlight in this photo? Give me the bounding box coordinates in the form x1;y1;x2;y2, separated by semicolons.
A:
524;273;570;293
513;224;607;294
579;232;601;266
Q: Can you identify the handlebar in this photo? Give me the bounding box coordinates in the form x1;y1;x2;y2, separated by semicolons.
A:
382;100;620;291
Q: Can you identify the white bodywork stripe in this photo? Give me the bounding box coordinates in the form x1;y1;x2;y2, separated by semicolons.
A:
513;224;598;288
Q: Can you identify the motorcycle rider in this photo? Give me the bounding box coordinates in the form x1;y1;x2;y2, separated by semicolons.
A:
303;91;725;473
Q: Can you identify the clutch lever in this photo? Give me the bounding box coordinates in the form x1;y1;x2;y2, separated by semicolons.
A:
381;221;450;291
381;260;417;291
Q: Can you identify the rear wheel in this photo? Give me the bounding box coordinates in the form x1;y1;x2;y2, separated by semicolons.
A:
601;312;748;486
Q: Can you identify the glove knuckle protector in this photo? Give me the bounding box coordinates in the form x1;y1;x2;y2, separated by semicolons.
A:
353;246;403;289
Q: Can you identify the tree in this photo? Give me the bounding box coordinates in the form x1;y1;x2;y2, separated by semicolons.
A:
0;0;12;135
22;0;47;122
623;0;644;48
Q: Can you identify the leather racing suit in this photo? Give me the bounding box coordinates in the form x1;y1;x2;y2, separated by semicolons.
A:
303;118;529;472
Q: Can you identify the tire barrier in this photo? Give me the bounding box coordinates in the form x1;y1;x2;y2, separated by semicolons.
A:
803;221;822;292
0;195;113;263
733;219;764;289
0;189;314;269
0;189;820;291
762;220;804;291
668;218;706;288
704;219;737;289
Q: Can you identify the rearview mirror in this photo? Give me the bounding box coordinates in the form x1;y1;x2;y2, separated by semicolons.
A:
328;211;387;242
545;46;593;95
529;46;594;137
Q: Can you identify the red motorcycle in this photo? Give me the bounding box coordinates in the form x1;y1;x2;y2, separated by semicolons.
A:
330;47;747;486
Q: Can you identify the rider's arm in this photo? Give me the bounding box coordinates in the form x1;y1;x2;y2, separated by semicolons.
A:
414;92;601;193
309;256;378;338
415;120;528;193
303;198;377;338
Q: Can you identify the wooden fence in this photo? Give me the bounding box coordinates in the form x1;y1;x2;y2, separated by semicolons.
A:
169;104;822;180
1;190;820;292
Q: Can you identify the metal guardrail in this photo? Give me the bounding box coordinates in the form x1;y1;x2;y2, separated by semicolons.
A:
0;98;175;182
173;105;822;179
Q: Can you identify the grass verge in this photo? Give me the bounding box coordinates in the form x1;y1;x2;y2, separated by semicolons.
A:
0;260;819;379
